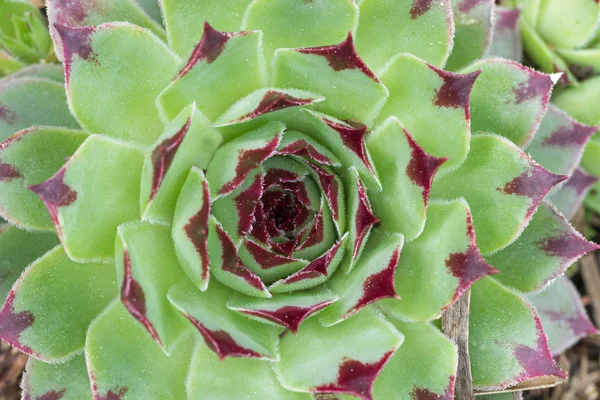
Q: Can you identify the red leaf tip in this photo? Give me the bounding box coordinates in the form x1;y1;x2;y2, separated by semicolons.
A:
54;24;97;82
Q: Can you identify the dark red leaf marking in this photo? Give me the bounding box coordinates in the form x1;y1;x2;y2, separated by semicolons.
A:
236;91;314;123
238;301;335;333
149;117;191;201
0;160;22;182
235;173;263;236
542;123;597;147
185;314;261;360
0;291;35;354
249;201;269;243
0;104;17;123
177;22;248;79
244;240;299;270
322;118;375;174
541;308;598;338
458;0;486;13
262;190;303;234
216;225;267;292
496;8;521;31
298;33;378;82
279;140;334;165
308;163;339;221
314;352;394;400
513;71;554;105
54;24;97;82
282;239;344;284
120;251;162;346
563;168;599;196
404;130;447;202
24;389;66;400
218;135;280;196
429;66;481;117
537;232;600;261
445;213;498;305
51;0;91;26
270;238;299;256
96;387;128;400
184;180;211;282
410;0;433;19
513;314;566;381
498;165;567;218
352;176;379;260
346;248;401;318
29;168;77;237
263;169;299;189
411;376;455;400
297;210;324;251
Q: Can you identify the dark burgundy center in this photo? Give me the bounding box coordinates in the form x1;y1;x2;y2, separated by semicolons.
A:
264;190;305;235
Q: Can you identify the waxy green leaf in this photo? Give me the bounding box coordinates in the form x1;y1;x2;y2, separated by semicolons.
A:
22;355;92;400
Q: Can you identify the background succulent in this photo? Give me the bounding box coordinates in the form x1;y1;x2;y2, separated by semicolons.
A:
0;0;598;399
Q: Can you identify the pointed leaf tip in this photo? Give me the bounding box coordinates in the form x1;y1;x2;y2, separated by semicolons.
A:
542;123;598;148
405;130;447;202
428;66;481;117
53;24;96;81
321;117;375;175
565;168;599;196
410;376;454;400
0;291;34;355
237;302;335;334
513;70;554;105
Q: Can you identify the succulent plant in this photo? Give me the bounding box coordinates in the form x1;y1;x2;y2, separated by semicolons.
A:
0;0;55;77
0;0;598;399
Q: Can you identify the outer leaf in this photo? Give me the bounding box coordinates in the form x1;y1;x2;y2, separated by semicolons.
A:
431;134;566;254
535;0;600;49
470;277;566;390
115;221;187;351
485;202;599;293
161;0;253;57
272;35;389;126
487;7;523;62
462;58;554;148
0;51;21;77
157;24;266;123
0;127;88;231
274;308;403;400
372;321;457;400
355;0;453;70
549;168;599;220
376;54;479;171
7;64;64;82
0;225;58;303
0;77;78;142
366;117;446;240
187;343;311;400
242;0;358;65
585;181;600;214
0;246;116;362
168;279;281;361
445;0;494;71
29;135;144;262
86;301;193;400
529;276;598;356
380;199;496;322
56;23;180;145
21;355;92;400
552;76;600;126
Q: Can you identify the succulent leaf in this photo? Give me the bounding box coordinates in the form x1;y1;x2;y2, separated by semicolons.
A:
487;7;523;62
22;355;92;400
549;168;599;220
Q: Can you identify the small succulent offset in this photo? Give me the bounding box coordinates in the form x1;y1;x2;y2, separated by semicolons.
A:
0;0;598;399
0;0;54;77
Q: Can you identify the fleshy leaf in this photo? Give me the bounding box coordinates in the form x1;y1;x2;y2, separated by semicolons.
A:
529;276;598;356
7;64;64;82
445;0;494;71
320;228;403;326
86;301;193;400
376;54;479;171
140;104;222;223
21;355;92;400
582;133;600;178
462;58;554;148
241;0;359;65
549;168;599;220
227;286;338;333
0;127;88;231
552;76;600;126
487;7;523;62
367;117;446;241
57;23;180;145
115;221;187;351
380;199;496;322
526;104;597;177
274;308;403;400
188;343;311;400
354;0;453;70
160;0;253;57
29;135;144;262
431;134;567;254
0;245;116;361
470;277;566;390
0;77;78;142
534;0;600;49
373;320;457;400
0;51;21;77
157;23;267;123
272;35;389;125
172;167;211;291
168;279;281;361
485;202;599;293
0;225;58;306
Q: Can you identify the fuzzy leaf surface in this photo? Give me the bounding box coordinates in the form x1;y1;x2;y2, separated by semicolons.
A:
21;355;92;400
